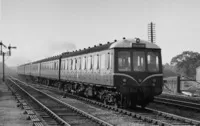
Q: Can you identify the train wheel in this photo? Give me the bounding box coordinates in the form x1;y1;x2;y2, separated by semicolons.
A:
103;98;107;105
141;103;146;109
113;97;120;108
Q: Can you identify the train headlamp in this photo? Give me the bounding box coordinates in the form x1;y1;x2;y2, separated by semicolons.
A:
136;38;140;43
122;78;127;83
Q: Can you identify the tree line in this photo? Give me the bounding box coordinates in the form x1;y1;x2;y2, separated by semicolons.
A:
163;51;200;79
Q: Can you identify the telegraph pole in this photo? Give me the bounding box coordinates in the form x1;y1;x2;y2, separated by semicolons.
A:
2;52;5;82
148;22;156;43
0;41;16;82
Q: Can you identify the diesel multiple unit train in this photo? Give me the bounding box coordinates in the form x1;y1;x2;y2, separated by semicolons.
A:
17;38;163;108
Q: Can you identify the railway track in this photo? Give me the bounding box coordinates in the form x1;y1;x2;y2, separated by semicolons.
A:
158;93;200;104
6;77;113;126
154;96;200;111
10;76;200;126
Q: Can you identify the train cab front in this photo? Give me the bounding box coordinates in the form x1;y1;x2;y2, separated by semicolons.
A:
114;48;163;107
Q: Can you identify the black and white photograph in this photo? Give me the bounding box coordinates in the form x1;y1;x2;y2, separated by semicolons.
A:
0;0;200;126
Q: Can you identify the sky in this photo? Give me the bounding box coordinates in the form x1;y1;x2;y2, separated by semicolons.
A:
0;0;200;66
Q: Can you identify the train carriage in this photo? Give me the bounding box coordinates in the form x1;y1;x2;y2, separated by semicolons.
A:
17;64;25;75
39;55;61;86
18;37;163;108
59;38;163;107
24;63;31;76
30;62;40;77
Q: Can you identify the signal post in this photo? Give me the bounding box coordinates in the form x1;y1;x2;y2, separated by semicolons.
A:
0;41;16;82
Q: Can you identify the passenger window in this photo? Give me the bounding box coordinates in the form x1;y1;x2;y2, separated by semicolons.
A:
94;55;98;69
65;60;68;70
110;53;112;69
79;57;81;70
68;59;71;70
61;61;62;70
76;58;79;70
54;62;56;70
82;57;86;70
87;56;92;70
100;54;106;69
90;56;93;69
107;53;110;69
73;59;77;70
70;59;73;70
87;56;90;70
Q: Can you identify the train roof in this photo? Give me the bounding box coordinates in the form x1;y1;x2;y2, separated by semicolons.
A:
33;55;61;63
62;38;160;58
62;41;113;58
18;37;161;66
19;63;31;67
110;38;160;49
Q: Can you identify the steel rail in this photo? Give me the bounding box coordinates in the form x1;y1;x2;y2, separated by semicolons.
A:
146;107;200;125
8;78;71;126
11;76;200;126
9;77;113;126
154;96;200;111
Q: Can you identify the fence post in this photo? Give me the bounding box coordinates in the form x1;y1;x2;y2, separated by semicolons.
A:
177;76;181;93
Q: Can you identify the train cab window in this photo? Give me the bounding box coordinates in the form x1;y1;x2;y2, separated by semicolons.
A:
100;54;106;69
118;51;131;71
147;52;160;72
133;51;146;72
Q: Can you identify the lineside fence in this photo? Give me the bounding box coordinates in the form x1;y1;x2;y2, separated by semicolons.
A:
163;76;200;95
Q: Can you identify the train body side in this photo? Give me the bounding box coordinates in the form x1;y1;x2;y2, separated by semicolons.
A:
17;38;163;107
24;63;31;76
17;65;25;75
31;63;40;77
60;49;114;87
40;59;60;80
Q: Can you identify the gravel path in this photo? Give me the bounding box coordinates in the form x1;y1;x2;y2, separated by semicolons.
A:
0;82;32;126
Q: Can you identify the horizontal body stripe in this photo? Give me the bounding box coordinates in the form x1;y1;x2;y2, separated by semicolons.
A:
142;74;163;83
113;73;139;85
